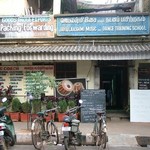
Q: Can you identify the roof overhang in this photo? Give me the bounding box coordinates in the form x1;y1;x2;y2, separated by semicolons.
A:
0;43;150;61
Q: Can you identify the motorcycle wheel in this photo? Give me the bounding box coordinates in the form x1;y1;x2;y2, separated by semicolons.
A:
64;137;70;150
0;139;8;150
8;134;16;146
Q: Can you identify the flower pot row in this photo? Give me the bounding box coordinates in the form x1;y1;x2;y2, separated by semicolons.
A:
4;112;55;122
4;112;79;122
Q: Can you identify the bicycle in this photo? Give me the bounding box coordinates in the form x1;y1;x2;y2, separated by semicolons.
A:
91;109;108;150
31;107;59;150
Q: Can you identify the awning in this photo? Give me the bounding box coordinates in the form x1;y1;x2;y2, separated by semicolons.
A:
0;43;150;61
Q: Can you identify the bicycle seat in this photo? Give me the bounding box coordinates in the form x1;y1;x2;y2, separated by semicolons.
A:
37;112;44;117
96;111;105;116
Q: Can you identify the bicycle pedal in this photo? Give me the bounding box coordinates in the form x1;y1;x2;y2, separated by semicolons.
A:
51;134;57;137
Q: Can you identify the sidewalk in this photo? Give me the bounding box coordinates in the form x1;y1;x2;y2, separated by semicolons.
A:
14;119;150;147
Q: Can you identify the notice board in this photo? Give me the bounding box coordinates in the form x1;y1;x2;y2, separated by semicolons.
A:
130;90;150;122
80;89;106;123
0;65;54;96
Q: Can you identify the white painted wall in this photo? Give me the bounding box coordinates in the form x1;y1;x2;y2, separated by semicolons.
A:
77;61;95;89
130;90;150;122
53;0;61;15
0;0;29;15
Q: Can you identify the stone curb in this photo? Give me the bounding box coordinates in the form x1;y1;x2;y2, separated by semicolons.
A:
16;131;94;145
16;130;139;147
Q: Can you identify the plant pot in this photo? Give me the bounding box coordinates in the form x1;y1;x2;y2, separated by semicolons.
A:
58;113;66;122
30;114;38;121
20;113;30;122
10;112;20;122
44;112;55;122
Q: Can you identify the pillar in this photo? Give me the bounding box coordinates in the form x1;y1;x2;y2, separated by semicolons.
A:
53;0;61;15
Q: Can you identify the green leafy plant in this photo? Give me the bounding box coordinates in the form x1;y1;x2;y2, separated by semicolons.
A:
26;72;58;100
58;100;68;113
46;101;53;109
2;100;11;112
68;100;76;109
21;101;30;113
32;99;41;114
11;98;21;112
26;72;49;99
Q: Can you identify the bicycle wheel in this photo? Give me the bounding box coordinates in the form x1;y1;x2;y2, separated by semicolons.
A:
27;113;32;130
64;137;70;150
94;123;100;146
99;132;107;150
96;120;103;149
31;119;44;150
46;121;59;145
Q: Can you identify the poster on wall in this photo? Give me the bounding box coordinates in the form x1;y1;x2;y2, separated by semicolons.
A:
56;78;86;98
0;65;54;96
130;90;150;122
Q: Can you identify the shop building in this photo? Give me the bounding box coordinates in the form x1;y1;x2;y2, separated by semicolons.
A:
0;0;150;113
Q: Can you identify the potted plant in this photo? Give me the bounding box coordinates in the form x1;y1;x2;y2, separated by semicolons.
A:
2;100;11;116
10;98;21;121
68;99;80;119
57;99;68;122
32;99;41;114
68;100;76;109
44;100;55;122
20;101;31;122
26;72;58;118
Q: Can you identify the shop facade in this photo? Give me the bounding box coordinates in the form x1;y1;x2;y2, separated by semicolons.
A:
0;0;150;113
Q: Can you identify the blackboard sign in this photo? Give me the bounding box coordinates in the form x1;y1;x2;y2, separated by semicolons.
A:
80;89;106;123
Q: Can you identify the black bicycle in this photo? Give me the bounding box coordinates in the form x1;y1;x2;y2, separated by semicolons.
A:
31;107;59;150
91;109;108;150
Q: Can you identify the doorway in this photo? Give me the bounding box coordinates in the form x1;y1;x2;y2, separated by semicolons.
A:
100;61;128;110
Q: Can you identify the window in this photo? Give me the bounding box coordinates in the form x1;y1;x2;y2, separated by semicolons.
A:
138;63;150;89
27;0;53;15
55;62;76;78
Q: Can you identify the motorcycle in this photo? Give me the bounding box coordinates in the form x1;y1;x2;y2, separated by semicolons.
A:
61;100;83;150
0;97;16;150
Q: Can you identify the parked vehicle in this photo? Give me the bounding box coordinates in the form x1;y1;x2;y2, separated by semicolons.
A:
91;108;108;150
61;100;83;150
31;107;59;150
0;97;16;150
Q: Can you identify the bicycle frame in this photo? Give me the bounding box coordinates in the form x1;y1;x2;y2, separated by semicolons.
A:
31;107;59;150
91;110;107;148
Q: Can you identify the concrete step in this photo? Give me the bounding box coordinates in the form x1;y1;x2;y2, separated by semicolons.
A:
106;110;130;121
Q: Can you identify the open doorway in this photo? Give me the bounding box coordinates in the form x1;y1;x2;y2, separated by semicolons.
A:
100;61;128;110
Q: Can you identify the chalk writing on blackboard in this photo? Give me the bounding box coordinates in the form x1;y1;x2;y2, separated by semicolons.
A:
80;89;106;123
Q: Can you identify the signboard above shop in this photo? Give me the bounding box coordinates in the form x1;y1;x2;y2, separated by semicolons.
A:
56;14;150;36
0;15;55;38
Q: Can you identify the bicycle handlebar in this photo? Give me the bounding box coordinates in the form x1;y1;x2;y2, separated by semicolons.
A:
44;107;59;114
65;106;84;114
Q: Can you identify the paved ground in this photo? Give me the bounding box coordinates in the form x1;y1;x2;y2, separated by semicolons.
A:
13;118;150;148
9;145;150;150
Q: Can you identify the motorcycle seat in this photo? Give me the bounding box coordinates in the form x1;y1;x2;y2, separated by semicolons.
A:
63;116;71;123
72;119;80;124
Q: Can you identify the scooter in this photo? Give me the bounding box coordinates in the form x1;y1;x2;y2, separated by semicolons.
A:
0;97;16;150
61;100;83;150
